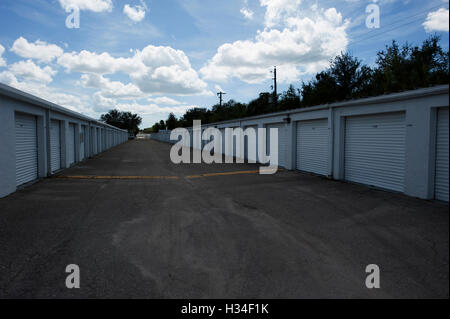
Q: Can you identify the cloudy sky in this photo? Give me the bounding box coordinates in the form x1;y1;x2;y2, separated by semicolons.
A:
0;0;448;128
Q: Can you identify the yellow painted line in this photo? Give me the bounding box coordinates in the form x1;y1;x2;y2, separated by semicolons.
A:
57;169;285;181
186;169;285;179
57;175;179;180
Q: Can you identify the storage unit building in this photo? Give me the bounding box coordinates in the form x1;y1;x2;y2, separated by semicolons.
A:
150;85;448;203
0;83;128;198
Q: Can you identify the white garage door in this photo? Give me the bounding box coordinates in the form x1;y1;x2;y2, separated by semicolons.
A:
80;126;85;160
50;120;61;172
91;128;97;155
296;119;329;176
15;113;38;186
97;129;101;153
267;123;288;168
345;112;406;192
68;123;76;165
435;107;449;202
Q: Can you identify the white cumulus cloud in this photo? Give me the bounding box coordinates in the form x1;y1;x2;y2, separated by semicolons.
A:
58;0;113;12
201;7;349;84
123;4;146;22
92;91;194;116
0;44;6;67
80;73;144;99
423;8;449;32
9;60;57;83
240;7;254;19
260;0;302;27
58;50;141;74
0;71;88;114
58;45;210;96
147;96;186;105
11;37;64;63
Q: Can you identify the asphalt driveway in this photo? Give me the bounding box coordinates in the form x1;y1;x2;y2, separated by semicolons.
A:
0;140;448;298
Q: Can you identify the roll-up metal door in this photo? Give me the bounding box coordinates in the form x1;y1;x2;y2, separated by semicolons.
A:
296;119;329;175
435;107;449;202
97;128;101;153
80;126;85;160
68;123;76;165
344;112;406;192
267;123;287;168
15;113;38;186
91;128;96;155
50;120;61;172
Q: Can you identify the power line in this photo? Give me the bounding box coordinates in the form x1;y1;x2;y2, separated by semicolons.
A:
349;10;448;48
348;3;448;47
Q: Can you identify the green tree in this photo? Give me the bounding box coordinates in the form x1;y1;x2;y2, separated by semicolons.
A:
179;107;211;127
370;36;449;95
159;120;166;130
165;113;179;130
301;52;372;107
210;100;247;123
100;109;122;128
121;112;142;136
246;93;275;116
100;110;142;135
278;85;301;111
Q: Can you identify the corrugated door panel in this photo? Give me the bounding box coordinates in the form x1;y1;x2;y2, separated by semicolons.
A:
345;112;406;192
68;124;75;165
91;128;96;154
97;129;101;152
267;123;287;167
296;119;329;175
80;126;85;160
50;120;61;172
15;113;38;186
435;107;449;202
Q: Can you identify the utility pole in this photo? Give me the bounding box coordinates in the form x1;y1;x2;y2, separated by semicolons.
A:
271;66;278;107
217;91;226;107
